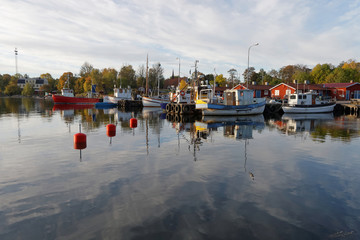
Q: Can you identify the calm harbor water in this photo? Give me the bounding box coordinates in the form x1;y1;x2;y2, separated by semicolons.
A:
0;97;360;240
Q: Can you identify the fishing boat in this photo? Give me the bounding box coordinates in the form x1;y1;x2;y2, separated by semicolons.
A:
142;95;169;107
282;92;336;113
103;86;132;104
142;55;169;107
52;79;99;104
195;88;266;116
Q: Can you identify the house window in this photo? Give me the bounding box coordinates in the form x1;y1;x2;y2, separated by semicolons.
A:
285;89;291;95
275;90;280;96
264;90;268;95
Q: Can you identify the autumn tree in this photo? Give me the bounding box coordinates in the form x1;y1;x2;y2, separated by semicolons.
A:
279;65;296;83
40;73;57;92
57;72;74;91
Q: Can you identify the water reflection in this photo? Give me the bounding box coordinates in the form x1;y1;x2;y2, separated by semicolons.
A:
267;112;360;142
1;98;360;239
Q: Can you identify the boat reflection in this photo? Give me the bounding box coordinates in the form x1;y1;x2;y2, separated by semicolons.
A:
274;113;334;135
196;115;265;140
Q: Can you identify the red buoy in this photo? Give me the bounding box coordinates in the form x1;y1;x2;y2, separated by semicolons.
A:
130;118;137;128
106;124;116;137
74;132;87;149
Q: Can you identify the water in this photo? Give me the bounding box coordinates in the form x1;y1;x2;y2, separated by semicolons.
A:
0;98;359;240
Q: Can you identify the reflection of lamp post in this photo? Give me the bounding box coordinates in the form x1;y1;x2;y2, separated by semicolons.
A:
176;57;180;86
247;43;259;88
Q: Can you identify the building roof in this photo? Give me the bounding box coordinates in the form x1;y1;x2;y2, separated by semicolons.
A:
322;82;360;88
270;83;325;91
233;83;272;90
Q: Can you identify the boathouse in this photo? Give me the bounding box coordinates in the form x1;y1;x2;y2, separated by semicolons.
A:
323;82;360;100
269;83;328;99
233;83;272;98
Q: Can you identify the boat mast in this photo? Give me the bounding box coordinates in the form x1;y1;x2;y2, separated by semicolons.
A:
146;54;149;96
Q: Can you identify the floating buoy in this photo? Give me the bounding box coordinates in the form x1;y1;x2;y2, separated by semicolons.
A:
74;132;87;149
106;124;116;137
130;118;137;128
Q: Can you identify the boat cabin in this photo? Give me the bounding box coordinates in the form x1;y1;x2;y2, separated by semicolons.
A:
223;89;255;106
114;87;132;99
287;92;330;106
61;88;74;97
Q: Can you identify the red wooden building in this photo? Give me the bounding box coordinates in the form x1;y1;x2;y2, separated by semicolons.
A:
323;82;360;100
233;84;273;98
269;83;327;99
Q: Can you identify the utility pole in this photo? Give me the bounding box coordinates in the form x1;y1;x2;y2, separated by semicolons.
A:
146;54;149;96
14;48;18;75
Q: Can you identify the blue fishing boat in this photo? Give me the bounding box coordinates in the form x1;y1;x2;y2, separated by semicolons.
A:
195;88;265;116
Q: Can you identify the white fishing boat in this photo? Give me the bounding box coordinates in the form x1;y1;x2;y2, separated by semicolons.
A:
142;95;169;107
103;86;132;104
195;88;266;116
282;92;336;113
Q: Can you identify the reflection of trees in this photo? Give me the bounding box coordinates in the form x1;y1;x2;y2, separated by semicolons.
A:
311;126;358;142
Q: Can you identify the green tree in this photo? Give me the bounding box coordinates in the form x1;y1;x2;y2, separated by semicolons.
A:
74;77;85;94
119;65;136;89
311;64;334;84
21;82;34;96
215;74;227;87
0;74;12;93
4;84;21;96
90;68;103;93
102;68;118;93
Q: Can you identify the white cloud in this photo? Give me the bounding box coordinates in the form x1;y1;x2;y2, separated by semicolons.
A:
0;0;359;79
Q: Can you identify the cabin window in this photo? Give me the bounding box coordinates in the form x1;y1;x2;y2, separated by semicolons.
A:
275;90;279;96
298;95;303;99
264;90;268;95
290;95;296;99
303;95;307;99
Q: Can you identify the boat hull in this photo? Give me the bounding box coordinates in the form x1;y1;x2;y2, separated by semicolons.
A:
52;94;99;104
196;101;266;116
142;96;168;107
282;103;336;113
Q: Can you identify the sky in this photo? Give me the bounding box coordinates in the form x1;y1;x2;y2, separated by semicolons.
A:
1;0;359;80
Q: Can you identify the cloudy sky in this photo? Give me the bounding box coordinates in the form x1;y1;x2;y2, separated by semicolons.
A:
1;0;359;79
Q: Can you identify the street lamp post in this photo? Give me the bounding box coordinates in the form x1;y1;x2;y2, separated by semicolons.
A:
247;43;259;88
176;57;180;86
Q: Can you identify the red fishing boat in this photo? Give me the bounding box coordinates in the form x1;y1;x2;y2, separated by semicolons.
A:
52;80;99;104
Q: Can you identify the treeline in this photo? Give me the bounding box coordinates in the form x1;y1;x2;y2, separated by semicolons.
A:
0;62;164;96
1;60;360;96
245;59;360;86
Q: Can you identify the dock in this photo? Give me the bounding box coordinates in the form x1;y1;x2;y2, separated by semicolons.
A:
337;100;360;115
117;99;143;109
